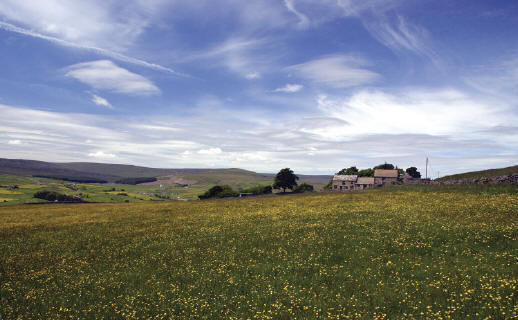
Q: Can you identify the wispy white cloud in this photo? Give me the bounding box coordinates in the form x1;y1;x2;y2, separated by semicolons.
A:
336;0;401;16
88;151;116;159
7;139;22;145
245;72;261;80
283;0;310;28
185;37;274;79
0;21;180;74
316;88;515;138
231;1;294;32
287;55;380;88
0;0;168;50
128;124;181;132
274;84;303;93
463;57;518;97
363;15;440;66
197;147;223;155
0;104;125;142
199;38;263;58
66;60;160;95
90;94;113;109
311;1;442;66
211;38;269;78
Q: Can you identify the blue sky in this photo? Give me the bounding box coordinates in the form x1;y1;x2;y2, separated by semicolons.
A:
1;0;517;175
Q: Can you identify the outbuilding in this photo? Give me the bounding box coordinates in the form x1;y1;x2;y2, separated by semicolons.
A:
355;177;375;190
374;169;399;185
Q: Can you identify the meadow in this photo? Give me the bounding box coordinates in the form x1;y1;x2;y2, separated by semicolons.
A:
1;185;517;319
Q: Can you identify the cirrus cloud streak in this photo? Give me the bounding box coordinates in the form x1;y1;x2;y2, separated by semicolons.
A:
287;55;380;88
66;60;160;95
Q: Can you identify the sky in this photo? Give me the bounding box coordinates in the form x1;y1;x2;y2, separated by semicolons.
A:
1;0;517;176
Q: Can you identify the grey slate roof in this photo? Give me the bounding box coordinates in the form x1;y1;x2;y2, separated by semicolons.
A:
374;169;399;178
357;177;375;185
333;175;358;181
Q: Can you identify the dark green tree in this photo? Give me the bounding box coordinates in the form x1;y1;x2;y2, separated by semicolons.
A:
374;163;395;170
294;183;314;193
357;168;374;177
198;185;237;199
405;167;421;178
239;185;273;195
273;168;299;192
33;191;80;202
338;166;359;175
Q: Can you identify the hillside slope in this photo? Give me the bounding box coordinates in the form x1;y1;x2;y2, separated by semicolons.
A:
0;158;204;182
0;158;330;187
0;158;121;182
437;165;518;182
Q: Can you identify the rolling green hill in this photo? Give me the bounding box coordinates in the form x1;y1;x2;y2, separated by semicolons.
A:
437;165;518;182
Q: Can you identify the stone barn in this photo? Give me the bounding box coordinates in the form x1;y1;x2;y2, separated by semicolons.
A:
355;177;375;190
374;169;399;185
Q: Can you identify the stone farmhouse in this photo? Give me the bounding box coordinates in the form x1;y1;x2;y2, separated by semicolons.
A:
332;174;358;191
332;169;399;192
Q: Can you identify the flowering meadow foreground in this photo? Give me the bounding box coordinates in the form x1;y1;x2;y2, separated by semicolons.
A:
0;185;517;319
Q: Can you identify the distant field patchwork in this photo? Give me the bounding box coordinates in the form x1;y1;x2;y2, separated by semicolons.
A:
0;174;258;205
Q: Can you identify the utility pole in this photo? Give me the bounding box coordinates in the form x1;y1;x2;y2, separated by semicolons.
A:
425;157;428;179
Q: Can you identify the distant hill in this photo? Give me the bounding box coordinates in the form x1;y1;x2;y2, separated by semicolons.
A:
0;158;178;182
0;158;331;188
437;165;518;182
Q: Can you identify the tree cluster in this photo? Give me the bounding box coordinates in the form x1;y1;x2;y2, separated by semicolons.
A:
33;175;107;184
198;185;238;199
240;185;273;195
293;183;314;193
405;167;421;178
34;191;82;202
115;177;157;185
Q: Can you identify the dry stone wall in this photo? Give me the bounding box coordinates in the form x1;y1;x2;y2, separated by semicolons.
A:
441;173;518;185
